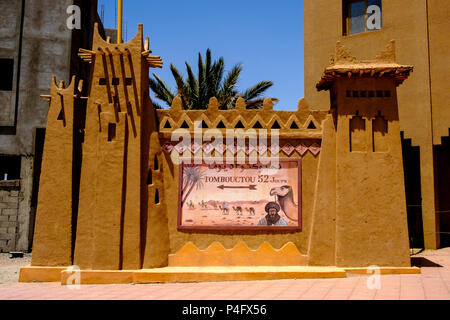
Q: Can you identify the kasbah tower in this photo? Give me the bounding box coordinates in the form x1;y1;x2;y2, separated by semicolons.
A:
304;0;450;250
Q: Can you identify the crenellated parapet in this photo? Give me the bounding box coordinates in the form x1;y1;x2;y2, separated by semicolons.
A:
156;96;327;158
157;96;327;137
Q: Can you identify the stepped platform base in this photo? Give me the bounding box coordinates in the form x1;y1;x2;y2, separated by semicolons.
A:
19;265;420;285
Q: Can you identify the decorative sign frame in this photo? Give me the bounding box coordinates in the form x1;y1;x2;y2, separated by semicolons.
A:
177;159;302;231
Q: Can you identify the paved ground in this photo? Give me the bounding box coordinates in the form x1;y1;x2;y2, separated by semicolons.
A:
0;248;449;300
0;253;31;285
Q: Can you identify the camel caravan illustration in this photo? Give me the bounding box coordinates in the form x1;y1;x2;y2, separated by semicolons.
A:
245;207;256;216
232;206;243;215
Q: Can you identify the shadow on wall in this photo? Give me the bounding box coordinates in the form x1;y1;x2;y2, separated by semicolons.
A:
401;132;424;250
435;130;450;248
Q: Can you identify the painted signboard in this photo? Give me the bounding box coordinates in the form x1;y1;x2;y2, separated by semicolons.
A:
178;159;302;230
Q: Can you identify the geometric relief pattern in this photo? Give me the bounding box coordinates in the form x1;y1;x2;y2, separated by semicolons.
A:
157;96;327;133
162;141;322;156
159;113;323;132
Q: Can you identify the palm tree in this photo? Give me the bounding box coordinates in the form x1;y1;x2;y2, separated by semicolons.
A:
149;49;278;110
181;166;205;207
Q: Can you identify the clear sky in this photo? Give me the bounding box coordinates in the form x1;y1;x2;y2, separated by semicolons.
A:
97;0;304;110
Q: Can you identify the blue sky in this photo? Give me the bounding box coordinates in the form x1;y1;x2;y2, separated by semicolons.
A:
97;0;304;110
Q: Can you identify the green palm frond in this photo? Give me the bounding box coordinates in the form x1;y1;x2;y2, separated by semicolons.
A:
242;81;274;101
149;48;278;110
205;49;213;98
170;64;191;109
149;74;175;106
210;58;225;96
218;64;242;99
197;52;207;109
185;62;198;109
170;64;185;92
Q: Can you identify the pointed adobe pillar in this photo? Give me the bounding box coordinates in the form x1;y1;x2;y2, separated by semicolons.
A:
31;77;78;267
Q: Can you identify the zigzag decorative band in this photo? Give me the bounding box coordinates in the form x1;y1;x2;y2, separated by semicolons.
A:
162;141;321;156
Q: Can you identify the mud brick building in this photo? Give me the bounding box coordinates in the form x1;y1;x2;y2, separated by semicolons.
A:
19;21;423;284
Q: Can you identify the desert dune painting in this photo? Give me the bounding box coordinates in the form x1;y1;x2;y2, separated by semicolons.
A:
178;159;302;230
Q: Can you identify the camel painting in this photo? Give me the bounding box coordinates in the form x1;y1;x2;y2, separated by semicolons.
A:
179;161;300;229
270;186;298;221
245;207;256;216
232;206;243;215
186;202;195;210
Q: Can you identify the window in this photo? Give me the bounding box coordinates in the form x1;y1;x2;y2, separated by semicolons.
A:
344;0;382;35
0;59;14;91
0;156;21;180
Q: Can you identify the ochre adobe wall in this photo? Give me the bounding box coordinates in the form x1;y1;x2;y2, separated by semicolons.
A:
29;25;412;271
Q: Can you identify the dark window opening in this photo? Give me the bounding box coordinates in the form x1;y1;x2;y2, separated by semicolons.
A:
107;123;116;141
0;59;14;91
0;155;21;180
360;90;367;98
125;78;133;86
180;121;190;129
112;78;119;85
155;189;160;204
99;78;107;85
372;114;388;152
57;108;65;121
353;91;359;97
154;154;159;171
343;0;382;35
350;115;366;152
290;121;300;129
346;90;351;97
384;90;391;97
368;90;375;97
376;90;383;97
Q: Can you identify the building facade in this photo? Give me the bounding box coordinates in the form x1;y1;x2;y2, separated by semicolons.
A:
304;0;450;249
0;0;104;253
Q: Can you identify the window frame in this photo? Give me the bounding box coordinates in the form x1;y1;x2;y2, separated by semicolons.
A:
343;0;382;36
0;58;15;91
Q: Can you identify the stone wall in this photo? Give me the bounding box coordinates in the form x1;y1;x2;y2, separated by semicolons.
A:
0;180;21;253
